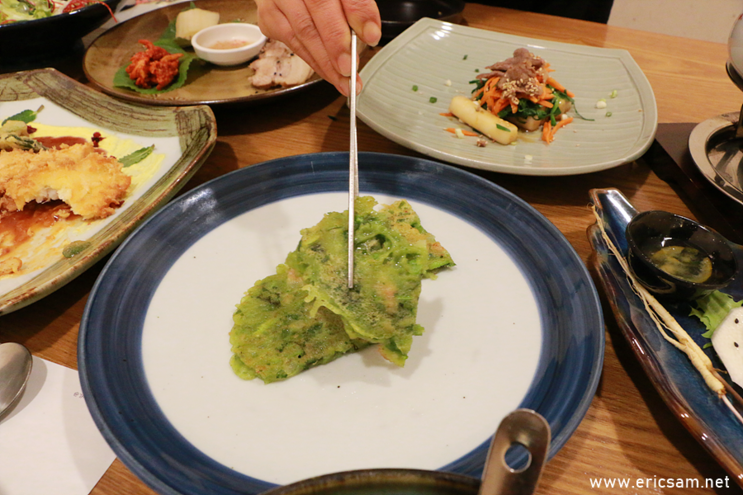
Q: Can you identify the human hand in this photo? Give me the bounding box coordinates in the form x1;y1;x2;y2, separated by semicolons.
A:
254;0;381;96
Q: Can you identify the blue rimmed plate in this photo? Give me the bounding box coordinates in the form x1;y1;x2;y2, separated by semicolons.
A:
589;188;743;485
79;153;603;494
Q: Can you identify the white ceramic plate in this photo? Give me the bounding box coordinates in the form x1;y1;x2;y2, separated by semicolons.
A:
357;18;658;176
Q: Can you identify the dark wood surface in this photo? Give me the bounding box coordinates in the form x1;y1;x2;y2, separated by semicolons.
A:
3;3;743;494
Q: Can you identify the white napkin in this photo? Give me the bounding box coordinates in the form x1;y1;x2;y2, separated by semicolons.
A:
0;356;116;495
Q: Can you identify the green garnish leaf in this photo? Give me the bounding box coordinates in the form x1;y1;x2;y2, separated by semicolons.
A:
119;145;155;167
496;124;510;132
63;241;91;259
2;105;43;125
463;54;468;60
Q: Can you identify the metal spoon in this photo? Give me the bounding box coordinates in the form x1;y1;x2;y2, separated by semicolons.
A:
479;409;551;495
0;342;33;417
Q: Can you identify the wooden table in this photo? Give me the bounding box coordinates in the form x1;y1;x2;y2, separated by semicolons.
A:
3;3;743;494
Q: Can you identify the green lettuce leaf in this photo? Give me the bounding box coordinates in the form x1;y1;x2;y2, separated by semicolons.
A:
690;290;743;339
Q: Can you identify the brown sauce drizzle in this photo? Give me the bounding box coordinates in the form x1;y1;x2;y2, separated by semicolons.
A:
0;202;76;256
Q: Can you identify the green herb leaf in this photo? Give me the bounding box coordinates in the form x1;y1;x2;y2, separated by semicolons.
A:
2;105;43;125
496;124;510;132
119;145;155;167
63;241;91;259
551;86;595;122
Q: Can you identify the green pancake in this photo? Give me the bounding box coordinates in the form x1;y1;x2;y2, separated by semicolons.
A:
229;196;454;383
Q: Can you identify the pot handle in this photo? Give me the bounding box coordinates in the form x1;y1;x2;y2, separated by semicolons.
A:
479;409;551;495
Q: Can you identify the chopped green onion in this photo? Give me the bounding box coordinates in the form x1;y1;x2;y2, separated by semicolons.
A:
412;85;418;91
474;69;479;73
610;89;618;98
429;97;437;103
496;124;511;132
606;111;613;117
463;54;468;60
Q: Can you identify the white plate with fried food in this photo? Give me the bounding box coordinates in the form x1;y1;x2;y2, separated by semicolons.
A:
0;68;216;315
357;18;657;176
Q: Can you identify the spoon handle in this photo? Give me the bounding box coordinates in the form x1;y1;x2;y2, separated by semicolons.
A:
479;409;551;495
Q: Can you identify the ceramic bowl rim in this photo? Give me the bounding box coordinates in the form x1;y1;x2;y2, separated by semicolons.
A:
625;210;737;290
191;22;266;57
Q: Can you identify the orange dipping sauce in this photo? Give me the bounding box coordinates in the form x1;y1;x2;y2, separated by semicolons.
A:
208;39;250;50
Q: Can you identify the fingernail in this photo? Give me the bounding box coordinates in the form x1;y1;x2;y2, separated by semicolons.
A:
337;52;352;77
363;21;381;47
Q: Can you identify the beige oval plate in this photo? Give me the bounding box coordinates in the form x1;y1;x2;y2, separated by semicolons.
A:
83;0;323;106
357;18;658;176
0;68;217;315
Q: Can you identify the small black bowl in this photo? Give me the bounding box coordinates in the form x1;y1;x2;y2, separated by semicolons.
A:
0;0;120;65
625;211;737;300
375;0;465;43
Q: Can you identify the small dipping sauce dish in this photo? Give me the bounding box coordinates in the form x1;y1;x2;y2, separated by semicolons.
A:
192;23;266;66
625;210;737;300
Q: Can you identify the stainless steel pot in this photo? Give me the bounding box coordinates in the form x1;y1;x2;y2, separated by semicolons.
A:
261;409;550;495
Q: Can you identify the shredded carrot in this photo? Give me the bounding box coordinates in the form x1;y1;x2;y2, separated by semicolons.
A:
542;120;553;143
566;90;575;98
440;112;454;117
538;100;553;108
552;116;573;133
445;128;479;137
491;98;509;115
546;77;566;93
541;116;573;143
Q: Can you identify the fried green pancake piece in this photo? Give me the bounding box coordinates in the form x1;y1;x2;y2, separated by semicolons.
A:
229;196;454;383
297;196;454;366
230;261;369;383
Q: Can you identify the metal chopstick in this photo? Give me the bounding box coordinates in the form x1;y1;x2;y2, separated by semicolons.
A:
348;31;358;289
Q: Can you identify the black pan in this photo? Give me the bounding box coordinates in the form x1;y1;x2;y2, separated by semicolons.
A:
375;0;465;43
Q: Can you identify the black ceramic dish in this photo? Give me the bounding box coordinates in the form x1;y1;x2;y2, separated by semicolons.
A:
625;210;737;300
0;0;120;63
375;0;465;43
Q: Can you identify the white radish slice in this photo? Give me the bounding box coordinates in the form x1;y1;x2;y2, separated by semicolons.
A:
711;307;743;387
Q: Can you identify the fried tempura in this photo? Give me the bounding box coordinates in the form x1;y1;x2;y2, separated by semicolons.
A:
0;143;131;220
